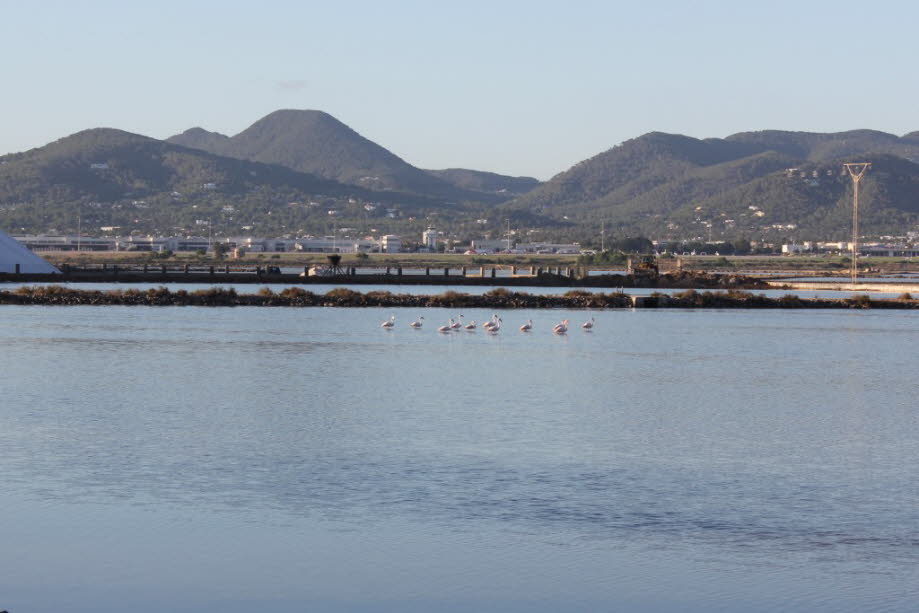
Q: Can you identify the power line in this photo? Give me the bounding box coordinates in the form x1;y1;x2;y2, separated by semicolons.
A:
843;162;871;286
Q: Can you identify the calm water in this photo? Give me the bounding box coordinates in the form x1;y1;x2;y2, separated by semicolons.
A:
1;306;918;612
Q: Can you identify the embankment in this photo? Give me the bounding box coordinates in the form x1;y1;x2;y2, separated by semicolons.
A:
1;286;917;309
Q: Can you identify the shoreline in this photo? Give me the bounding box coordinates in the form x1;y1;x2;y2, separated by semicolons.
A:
1;285;916;310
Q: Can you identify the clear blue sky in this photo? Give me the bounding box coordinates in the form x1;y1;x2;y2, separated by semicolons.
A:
1;0;915;180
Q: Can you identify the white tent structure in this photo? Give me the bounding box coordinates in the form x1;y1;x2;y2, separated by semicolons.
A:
0;229;60;274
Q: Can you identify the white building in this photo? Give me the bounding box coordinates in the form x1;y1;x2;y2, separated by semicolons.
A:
422;227;438;250
15;235;116;251
860;244;919;257
166;237;210;252
516;242;581;254
294;237;379;253
381;235;402;253
117;236;171;252
471;239;510;253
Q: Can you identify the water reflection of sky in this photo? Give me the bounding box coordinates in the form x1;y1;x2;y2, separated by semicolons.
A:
1;307;918;612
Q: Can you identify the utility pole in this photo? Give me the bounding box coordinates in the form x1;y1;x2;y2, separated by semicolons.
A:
843;162;871;286
506;219;511;253
77;208;82;252
601;221;605;252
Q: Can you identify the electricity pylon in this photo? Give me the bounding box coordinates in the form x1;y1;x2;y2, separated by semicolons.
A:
843;162;871;286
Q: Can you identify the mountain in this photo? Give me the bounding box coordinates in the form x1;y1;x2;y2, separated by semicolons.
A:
167;109;520;203
723;129;919;163
425;168;540;196
506;130;919;239
0;128;459;236
168;127;230;151
168;110;541;201
6;121;919;240
666;154;919;238
0;127;357;203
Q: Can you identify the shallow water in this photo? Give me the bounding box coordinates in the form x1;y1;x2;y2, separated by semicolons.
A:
1;306;918;611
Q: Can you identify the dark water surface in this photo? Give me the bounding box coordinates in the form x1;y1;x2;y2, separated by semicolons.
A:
1;306;918;612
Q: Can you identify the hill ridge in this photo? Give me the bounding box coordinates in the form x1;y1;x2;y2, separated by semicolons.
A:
505;128;919;239
167;109;539;201
5;122;919;240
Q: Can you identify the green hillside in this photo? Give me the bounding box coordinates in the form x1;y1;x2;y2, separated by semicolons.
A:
4;123;919;240
505;130;919;239
0;128;476;236
425;168;540;195
167;110;520;203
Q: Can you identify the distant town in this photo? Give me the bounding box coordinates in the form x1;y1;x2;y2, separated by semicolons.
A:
13;227;919;259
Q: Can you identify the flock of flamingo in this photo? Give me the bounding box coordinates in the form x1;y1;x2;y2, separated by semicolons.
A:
380;314;595;334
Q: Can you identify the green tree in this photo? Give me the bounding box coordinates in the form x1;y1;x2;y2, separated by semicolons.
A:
608;236;653;253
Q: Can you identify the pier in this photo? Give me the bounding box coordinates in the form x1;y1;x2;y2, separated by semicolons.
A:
0;263;584;286
0;263;769;290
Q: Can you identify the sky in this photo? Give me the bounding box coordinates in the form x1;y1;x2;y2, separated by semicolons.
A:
1;0;917;180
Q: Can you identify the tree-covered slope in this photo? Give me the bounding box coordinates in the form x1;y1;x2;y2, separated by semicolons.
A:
168;110;511;203
724;129;919;163
507;132;770;213
425;168;540;195
504;130;919;238
167;127;231;152
0;128;468;235
665;154;919;239
0;128;358;203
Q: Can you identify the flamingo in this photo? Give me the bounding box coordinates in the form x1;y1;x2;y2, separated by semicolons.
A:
483;314;500;331
581;316;595;330
487;317;502;333
519;319;533;332
380;315;395;329
409;316;424;328
437;320;453;333
464;320;477;330
451;315;464;329
553;319;569;335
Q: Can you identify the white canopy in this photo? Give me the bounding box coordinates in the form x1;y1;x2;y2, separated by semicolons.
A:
0;230;60;274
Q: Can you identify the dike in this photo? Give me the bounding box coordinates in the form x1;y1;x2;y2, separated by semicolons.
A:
0;286;917;310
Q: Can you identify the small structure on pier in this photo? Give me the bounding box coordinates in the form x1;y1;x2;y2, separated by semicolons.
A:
627;254;659;278
305;253;347;277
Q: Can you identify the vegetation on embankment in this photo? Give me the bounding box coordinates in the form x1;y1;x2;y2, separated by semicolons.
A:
2;286;918;309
